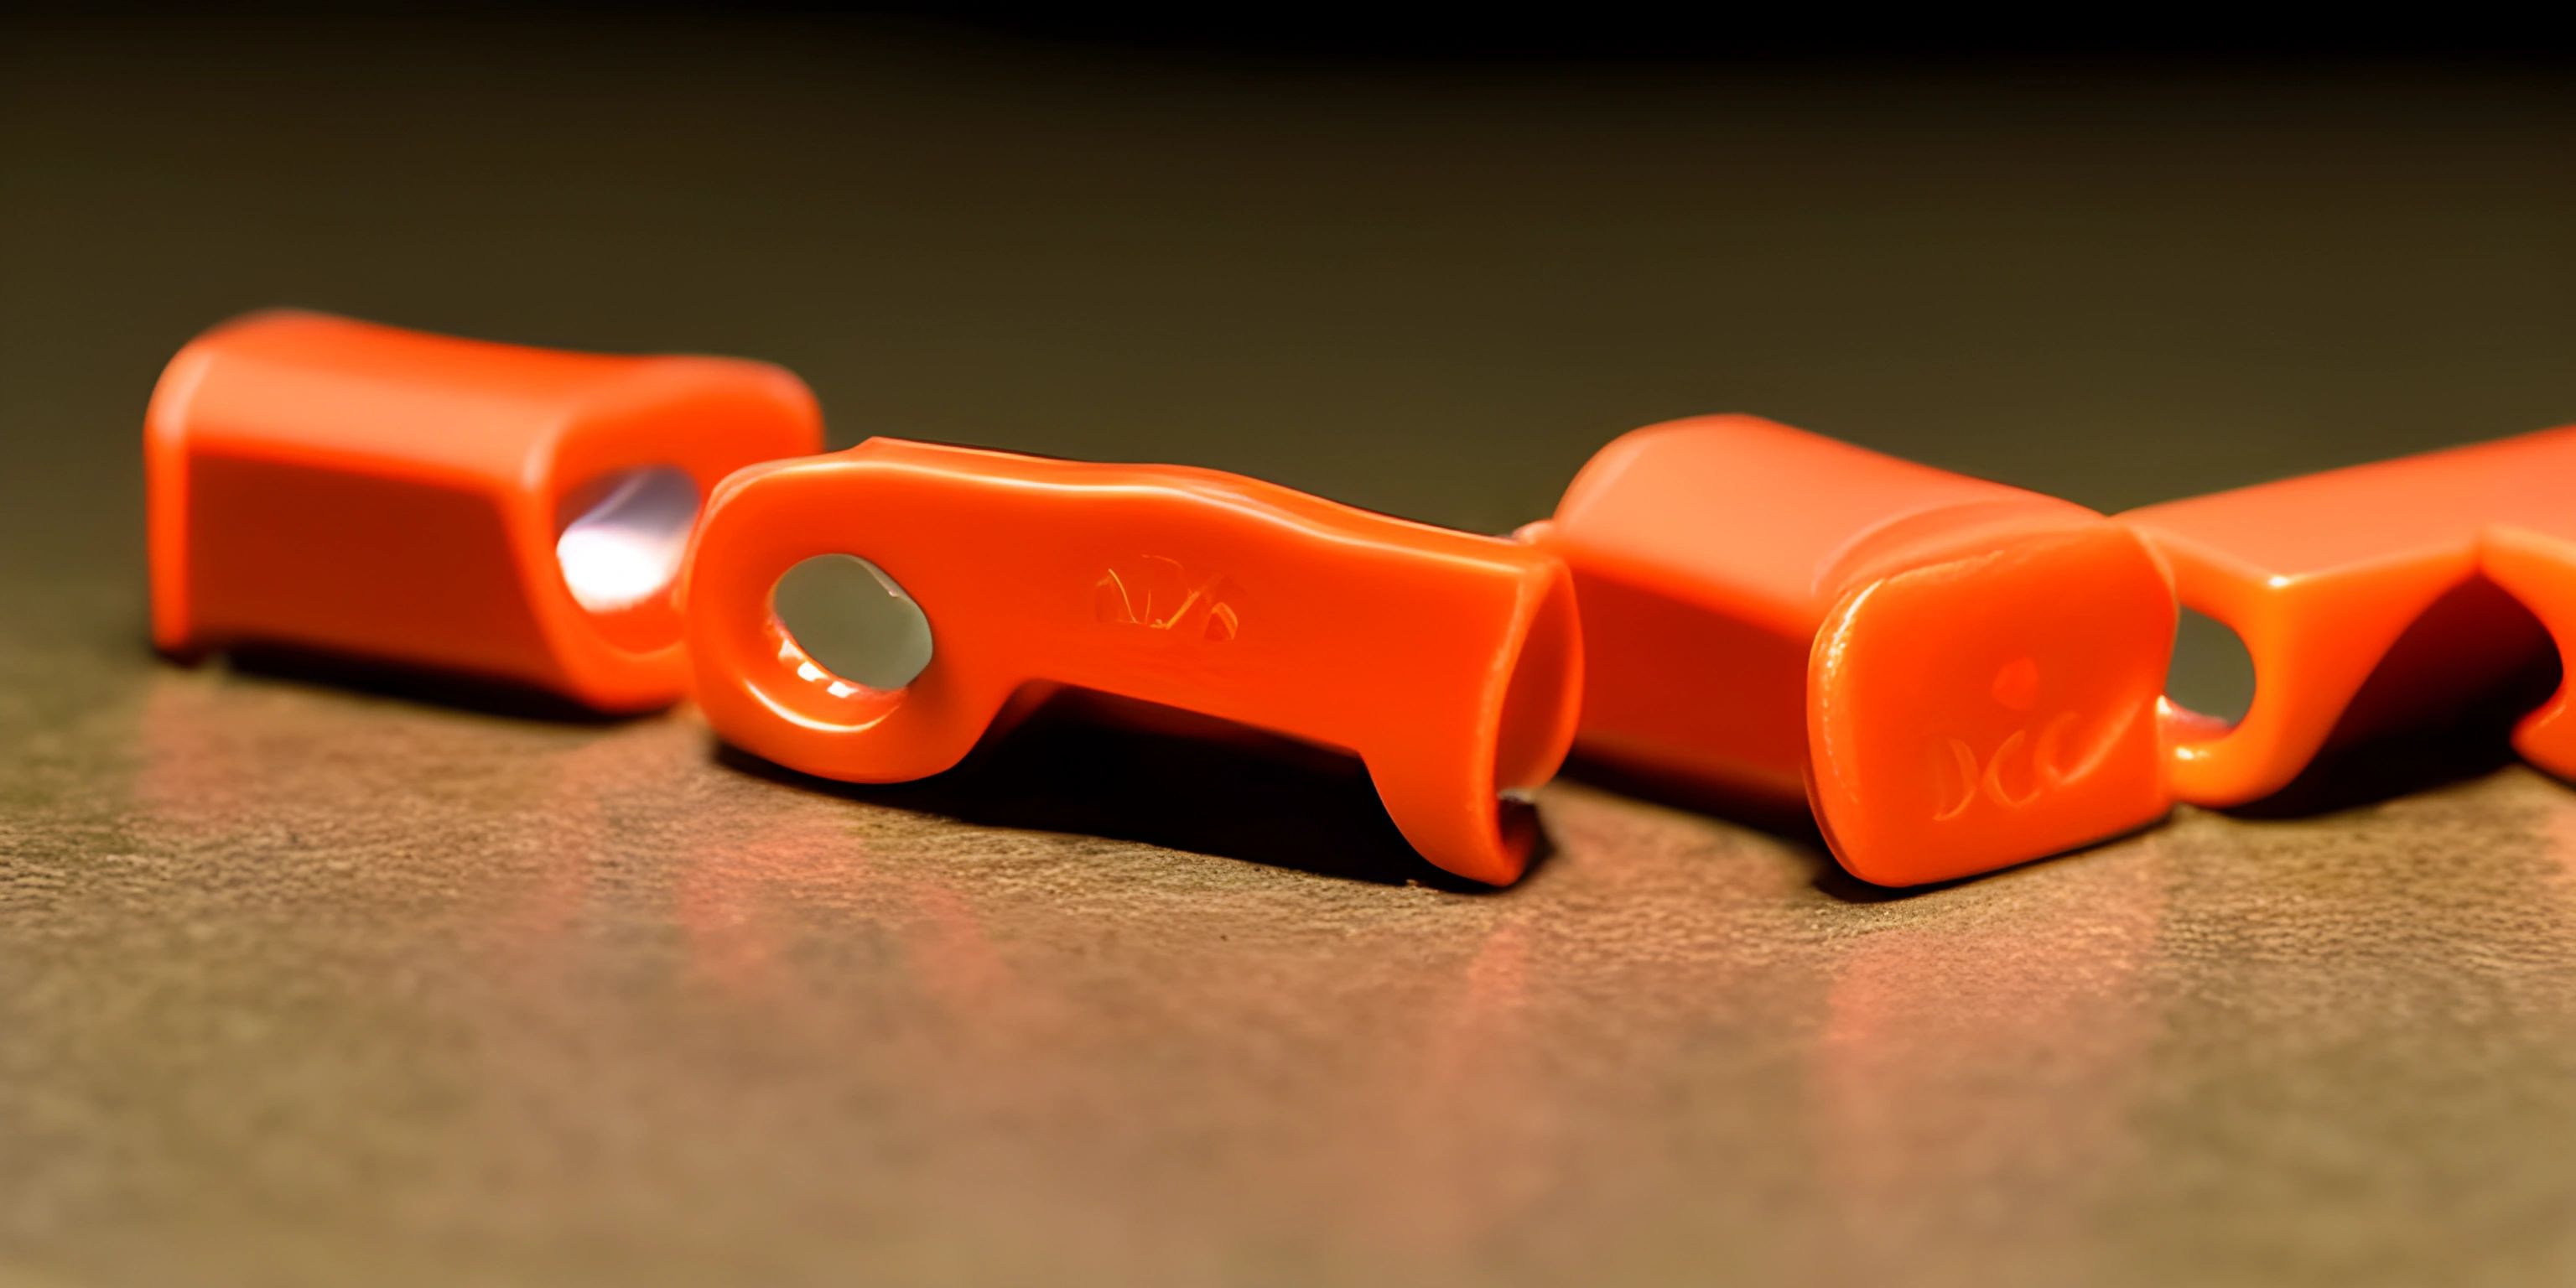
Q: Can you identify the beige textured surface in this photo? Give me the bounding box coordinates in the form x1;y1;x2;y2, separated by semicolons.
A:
8;16;2576;1286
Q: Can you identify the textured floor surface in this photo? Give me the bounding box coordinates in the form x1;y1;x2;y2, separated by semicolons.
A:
5;17;2576;1286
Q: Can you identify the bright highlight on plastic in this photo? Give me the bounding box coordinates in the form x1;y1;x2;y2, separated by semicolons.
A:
557;466;702;614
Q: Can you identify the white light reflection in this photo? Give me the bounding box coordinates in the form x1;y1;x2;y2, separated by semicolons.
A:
556;466;700;614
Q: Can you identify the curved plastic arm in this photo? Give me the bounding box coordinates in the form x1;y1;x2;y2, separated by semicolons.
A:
682;438;1584;886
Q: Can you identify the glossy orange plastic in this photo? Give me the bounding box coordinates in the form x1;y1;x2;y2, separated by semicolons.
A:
1522;416;2175;886
147;310;821;712
2122;425;2576;808
682;438;1585;886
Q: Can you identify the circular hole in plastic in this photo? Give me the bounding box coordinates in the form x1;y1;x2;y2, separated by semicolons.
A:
555;465;700;615
2167;608;2257;727
771;554;934;692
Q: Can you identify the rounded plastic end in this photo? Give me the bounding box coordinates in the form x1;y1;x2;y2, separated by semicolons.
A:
1807;522;2176;886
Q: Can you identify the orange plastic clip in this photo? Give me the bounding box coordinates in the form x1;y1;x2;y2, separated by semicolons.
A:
1522;416;2175;886
147;310;821;712
2122;426;2576;807
681;438;1584;886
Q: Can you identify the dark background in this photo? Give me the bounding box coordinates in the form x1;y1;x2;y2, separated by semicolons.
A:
12;10;2576;532
7;10;2576;1286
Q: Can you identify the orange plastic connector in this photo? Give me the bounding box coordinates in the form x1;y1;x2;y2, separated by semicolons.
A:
1522;416;2175;886
682;438;1585;886
147;310;821;712
2122;426;2576;808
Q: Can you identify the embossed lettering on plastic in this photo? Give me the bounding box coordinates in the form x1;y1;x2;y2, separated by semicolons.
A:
1094;556;1239;641
1930;711;2131;821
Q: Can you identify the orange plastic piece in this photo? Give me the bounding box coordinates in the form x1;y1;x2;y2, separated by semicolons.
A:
2122;425;2576;807
1522;416;2175;886
682;438;1584;886
147;309;821;712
